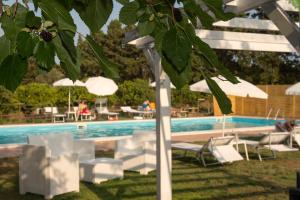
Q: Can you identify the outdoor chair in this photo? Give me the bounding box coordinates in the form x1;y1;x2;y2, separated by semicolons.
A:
114;130;156;175
19;133;92;199
98;107;119;120
120;106;154;119
172;136;244;167
242;132;298;161
44;107;66;123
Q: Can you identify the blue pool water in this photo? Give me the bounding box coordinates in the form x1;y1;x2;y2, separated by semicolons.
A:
0;117;287;144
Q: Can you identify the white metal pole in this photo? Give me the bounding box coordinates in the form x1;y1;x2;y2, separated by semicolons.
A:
222;114;226;137
154;54;172;200
68;87;71;117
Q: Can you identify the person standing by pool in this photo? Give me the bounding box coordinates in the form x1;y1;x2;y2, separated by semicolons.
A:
142;100;151;111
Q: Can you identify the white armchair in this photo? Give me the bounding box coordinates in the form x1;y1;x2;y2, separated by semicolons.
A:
19;133;94;199
114;131;156;175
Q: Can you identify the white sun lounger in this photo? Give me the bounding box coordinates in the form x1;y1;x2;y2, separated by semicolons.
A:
120;106;154;119
172;136;244;167
242;132;298;161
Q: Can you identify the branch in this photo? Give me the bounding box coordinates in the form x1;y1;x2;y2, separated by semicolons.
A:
14;0;19;17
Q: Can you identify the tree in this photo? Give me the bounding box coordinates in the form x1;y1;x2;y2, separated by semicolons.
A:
78;20;152;82
0;0;237;114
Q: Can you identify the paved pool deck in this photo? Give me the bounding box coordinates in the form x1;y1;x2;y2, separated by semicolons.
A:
0;125;275;158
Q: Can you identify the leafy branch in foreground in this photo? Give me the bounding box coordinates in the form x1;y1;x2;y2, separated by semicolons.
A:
0;0;238;114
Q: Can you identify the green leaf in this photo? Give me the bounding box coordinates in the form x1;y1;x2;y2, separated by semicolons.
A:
162;27;192;73
38;0;76;33
162;55;189;89
0;3;27;41
52;36;80;80
58;31;77;63
0;54;27;91
86;35;119;79
203;0;235;21
183;0;215;29
16;31;36;58
25;11;41;29
205;77;232;114
0;36;12;64
137;20;155;36
119;1;139;25
154;27;167;55
74;0;113;33
34;41;55;71
193;36;238;84
116;0;129;5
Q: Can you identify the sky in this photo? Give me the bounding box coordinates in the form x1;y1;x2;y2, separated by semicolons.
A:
0;0;122;37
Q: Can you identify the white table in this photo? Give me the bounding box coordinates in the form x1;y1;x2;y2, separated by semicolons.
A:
79;158;123;184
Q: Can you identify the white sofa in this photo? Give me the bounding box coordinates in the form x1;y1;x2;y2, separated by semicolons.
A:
114;131;156;175
19;133;94;199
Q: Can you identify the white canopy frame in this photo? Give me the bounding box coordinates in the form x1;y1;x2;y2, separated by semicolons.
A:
125;1;299;199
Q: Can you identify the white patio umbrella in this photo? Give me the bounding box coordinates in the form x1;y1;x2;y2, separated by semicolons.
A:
190;76;268;135
53;78;85;114
85;76;118;96
285;82;300;117
150;81;176;89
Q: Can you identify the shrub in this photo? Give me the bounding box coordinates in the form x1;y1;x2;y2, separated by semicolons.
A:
117;79;155;106
171;85;204;107
15;83;57;110
55;87;96;108
0;86;20;114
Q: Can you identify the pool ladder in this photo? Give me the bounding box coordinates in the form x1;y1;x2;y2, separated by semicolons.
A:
267;108;282;120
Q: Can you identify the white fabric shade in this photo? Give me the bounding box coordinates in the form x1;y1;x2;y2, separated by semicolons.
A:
53;78;85;87
190;76;268;99
150;81;176;89
53;78;85;114
85;76;118;96
190;76;268;136
285;82;300;95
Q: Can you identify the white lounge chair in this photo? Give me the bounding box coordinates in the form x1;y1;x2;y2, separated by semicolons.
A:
44;107;66;123
243;132;298;161
99;107;119;120
172;136;244;167
114;131;156;175
120;106;154;119
19;133;93;199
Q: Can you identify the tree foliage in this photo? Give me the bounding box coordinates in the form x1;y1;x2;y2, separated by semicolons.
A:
0;0;239;114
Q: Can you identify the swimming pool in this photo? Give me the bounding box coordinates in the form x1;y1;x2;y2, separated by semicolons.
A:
0;117;287;144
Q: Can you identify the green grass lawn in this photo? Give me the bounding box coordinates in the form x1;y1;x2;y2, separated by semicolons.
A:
0;148;300;200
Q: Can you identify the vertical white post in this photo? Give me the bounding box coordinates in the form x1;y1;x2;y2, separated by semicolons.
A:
222;114;226;137
154;54;172;200
68;87;71;118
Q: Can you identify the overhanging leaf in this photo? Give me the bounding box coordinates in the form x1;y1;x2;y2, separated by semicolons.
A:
74;0;113;33
0;3;27;41
52;36;80;80
34;41;55;71
162;26;192;73
119;1;139;25
39;0;76;33
0;36;11;64
162;55;189;89
193;36;239;84
25;11;41;29
137;20;155;36
16;32;36;58
58;31;77;63
206;77;232;114
0;54;27;91
86;35;119;79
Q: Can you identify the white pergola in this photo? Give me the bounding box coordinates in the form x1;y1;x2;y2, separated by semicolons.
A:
125;1;299;200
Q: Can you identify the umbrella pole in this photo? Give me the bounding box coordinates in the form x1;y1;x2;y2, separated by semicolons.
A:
68;87;71;117
222;114;226;137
